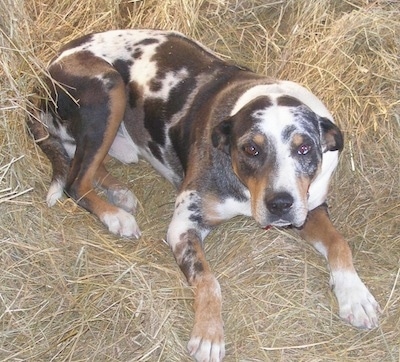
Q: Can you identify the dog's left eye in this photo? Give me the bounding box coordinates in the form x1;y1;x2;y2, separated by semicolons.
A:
297;144;312;155
243;144;260;157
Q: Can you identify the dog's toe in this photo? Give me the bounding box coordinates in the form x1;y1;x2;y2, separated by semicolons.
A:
101;208;141;238
333;271;380;329
188;336;225;362
187;321;225;362
339;294;380;329
46;179;64;207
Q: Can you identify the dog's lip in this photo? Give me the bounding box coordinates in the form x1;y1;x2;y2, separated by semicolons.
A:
261;220;292;229
272;221;292;227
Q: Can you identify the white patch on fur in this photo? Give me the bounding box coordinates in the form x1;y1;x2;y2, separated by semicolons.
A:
101;208;141;238
40;112;73;143
167;191;210;249
46;179;65;207
149;68;189;100
313;241;328;259
231;81;333;120
330;269;380;329
109;123;179;185
40;111;76;158
57;29;166;62
257;105;298;192
55;30;193;105
109;123;140;164
252;104;307;226
307;150;338;210
129;46;161;95
213;195;252;219
140;148;181;186
63;143;76;159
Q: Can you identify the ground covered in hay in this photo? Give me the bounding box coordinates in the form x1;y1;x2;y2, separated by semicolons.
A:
1;0;399;361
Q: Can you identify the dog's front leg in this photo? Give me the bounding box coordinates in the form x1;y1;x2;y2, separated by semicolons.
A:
299;204;380;329
167;191;225;362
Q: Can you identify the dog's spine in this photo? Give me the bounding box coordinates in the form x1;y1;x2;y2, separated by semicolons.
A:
27;96;70;206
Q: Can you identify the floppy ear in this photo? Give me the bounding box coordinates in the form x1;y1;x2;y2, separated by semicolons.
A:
319;117;344;152
211;119;232;154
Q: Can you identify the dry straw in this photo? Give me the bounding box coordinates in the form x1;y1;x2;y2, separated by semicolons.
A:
0;0;399;361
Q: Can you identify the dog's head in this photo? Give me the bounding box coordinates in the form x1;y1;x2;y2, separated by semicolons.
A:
212;94;343;228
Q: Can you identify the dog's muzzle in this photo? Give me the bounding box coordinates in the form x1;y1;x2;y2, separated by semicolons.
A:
262;191;306;228
266;192;294;217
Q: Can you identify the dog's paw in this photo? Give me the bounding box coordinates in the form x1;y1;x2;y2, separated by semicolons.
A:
187;322;225;362
332;270;380;329
101;208;141;238
46;179;65;207
107;187;137;213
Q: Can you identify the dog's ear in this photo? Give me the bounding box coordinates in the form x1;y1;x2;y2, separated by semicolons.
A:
319;117;344;152
211;119;232;154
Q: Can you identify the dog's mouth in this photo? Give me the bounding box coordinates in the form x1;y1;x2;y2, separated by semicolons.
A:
253;198;308;229
272;219;293;227
261;219;292;229
259;214;306;229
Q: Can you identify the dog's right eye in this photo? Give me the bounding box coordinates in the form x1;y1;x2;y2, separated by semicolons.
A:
297;143;312;155
242;143;260;157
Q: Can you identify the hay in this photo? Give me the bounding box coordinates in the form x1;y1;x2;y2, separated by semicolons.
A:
1;0;399;360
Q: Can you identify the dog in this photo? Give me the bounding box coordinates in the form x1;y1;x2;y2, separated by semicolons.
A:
28;29;380;361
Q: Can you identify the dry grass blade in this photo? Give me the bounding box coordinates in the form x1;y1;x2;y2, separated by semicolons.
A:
0;155;33;204
0;0;399;361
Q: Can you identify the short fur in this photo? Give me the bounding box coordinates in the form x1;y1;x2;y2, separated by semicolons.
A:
28;29;380;362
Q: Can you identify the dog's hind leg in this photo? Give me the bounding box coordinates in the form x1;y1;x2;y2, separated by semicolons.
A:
49;56;140;238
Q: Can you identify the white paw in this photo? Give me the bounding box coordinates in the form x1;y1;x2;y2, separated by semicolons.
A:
101;208;141;238
107;188;137;213
188;335;225;362
46;179;64;207
331;270;380;329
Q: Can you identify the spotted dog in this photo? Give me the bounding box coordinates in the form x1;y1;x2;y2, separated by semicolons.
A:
28;29;380;361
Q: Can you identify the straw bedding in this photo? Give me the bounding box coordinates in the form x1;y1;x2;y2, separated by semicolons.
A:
0;0;399;360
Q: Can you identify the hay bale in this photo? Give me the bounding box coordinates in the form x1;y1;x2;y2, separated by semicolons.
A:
0;0;398;360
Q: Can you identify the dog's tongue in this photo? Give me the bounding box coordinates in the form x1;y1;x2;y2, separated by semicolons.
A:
263;225;272;230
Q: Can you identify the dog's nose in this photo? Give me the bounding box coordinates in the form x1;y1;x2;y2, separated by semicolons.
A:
266;192;294;216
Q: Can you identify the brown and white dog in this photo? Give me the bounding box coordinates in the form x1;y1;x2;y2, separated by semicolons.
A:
28;29;380;361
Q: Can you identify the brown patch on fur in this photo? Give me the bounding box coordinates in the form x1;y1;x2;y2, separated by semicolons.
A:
94;163;129;191
277;95;303;107
292;134;304;147
120;80;152;150
245;175;269;216
52;52;113;78
299;205;355;271
190;273;223;349
174;230;211;284
231;143;274;219
296;175;311;203
201;194;227;226
252;133;266;146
